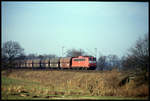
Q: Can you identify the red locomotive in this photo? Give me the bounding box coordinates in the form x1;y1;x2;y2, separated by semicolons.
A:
72;56;96;70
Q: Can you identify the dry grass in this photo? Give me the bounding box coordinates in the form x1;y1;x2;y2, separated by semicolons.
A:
2;69;149;98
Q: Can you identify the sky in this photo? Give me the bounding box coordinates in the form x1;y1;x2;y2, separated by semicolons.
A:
2;2;149;58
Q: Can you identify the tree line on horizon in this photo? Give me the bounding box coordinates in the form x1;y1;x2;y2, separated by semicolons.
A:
1;33;149;72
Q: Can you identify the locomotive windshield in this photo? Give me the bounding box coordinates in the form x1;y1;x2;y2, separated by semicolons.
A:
89;57;96;61
89;57;96;63
93;58;96;61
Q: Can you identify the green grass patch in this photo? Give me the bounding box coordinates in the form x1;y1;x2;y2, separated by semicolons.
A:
2;76;41;85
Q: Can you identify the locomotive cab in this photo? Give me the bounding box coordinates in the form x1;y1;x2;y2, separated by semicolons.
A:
88;57;97;70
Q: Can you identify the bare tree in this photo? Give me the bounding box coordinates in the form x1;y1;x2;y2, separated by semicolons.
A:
107;54;120;69
66;48;86;57
38;54;56;59
2;41;24;68
123;34;149;71
27;54;36;59
26;53;56;59
97;54;121;71
97;56;106;70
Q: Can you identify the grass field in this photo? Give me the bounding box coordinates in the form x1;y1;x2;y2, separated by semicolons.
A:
1;69;149;100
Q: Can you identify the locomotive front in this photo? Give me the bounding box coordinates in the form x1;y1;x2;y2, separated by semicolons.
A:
88;56;97;70
71;56;97;70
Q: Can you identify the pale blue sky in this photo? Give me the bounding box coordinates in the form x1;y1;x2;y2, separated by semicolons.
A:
2;2;149;58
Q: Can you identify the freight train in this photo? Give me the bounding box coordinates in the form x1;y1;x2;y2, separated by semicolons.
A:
14;56;97;70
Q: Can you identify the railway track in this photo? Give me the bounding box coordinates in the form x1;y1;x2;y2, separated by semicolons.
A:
7;68;104;73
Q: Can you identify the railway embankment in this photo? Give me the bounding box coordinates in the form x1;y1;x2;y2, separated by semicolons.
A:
1;69;149;99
